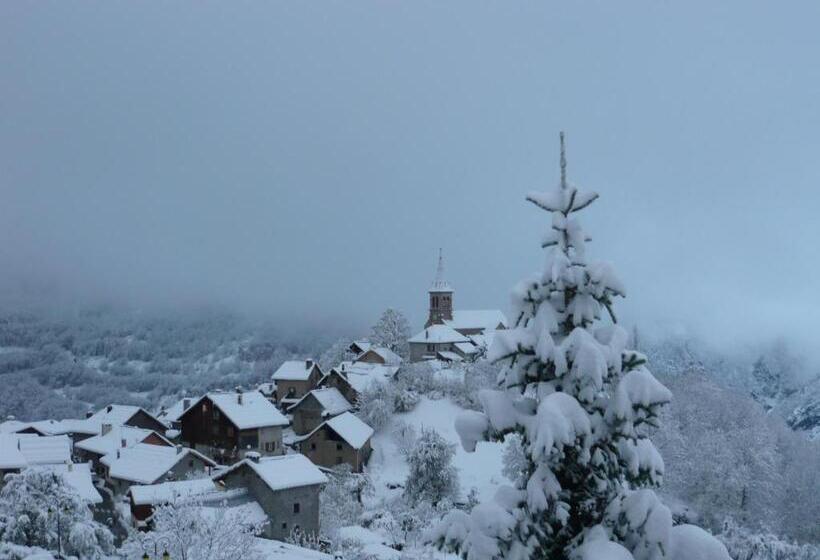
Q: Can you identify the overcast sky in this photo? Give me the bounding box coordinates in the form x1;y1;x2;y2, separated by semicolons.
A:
2;2;819;353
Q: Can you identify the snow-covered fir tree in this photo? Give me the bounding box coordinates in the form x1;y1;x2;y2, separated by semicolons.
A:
370;308;411;358
430;133;729;560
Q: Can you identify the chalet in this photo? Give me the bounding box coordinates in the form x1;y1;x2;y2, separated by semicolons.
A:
316;361;398;404
178;390;289;463
75;424;172;470
287;388;354;435
100;443;215;494
0;418;99;443
409;250;507;362
213;453;327;541
0;434;73;483
295;412;374;473
84;404;167;435
354;346;402;366
271;360;323;405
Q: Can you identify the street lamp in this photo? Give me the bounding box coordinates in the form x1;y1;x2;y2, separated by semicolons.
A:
140;533;173;559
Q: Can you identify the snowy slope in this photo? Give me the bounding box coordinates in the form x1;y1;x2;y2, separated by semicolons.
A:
368;396;507;502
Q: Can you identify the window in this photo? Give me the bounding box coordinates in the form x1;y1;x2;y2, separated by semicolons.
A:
281;522;287;530
293;503;300;514
188;460;194;468
336;443;343;451
427;344;434;352
211;424;218;435
212;408;220;420
310;443;316;451
287;387;296;397
227;426;234;437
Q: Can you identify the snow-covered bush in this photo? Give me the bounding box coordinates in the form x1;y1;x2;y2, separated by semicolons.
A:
370;308;411;358
501;433;528;487
356;382;394;430
404;428;459;506
393;388;421;413
716;521;819;560
0;469;114;558
320;465;373;540
391;421;418;457
429;138;729;559
121;497;264;560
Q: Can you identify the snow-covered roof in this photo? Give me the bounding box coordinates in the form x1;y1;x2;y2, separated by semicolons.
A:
203;391;289;430
129;478;219;506
75;425;161;457
349;340;371;354
408;324;470;344
357;346;402;366
254;539;332;559
0;419;93;437
198;500;268;526
325;412;374;450
0;435;28;469
334;362;398;393
454;342;478;355
101;443;215;485
288;388;353;416
444;309;508;332
436;351;463;363
157;397;199;425
84;404;161;432
37;463;103;504
272;360;321;381
216;454;327;492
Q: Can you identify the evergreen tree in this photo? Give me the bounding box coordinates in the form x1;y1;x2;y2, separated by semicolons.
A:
370;308;411;358
430;134;729;560
750;356;779;406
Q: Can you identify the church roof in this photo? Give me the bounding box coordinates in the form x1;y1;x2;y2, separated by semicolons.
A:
408;324;470;344
444;309;508;332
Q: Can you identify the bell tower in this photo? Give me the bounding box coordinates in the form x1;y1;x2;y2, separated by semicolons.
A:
426;248;453;327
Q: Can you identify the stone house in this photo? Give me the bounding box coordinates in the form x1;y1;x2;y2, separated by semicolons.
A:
178;391;289;464
213;453;327;541
408;324;476;362
287;388;353;435
354;346;402;366
75;424;172;471
295;412;374;473
100;442;216;495
271;360;323;406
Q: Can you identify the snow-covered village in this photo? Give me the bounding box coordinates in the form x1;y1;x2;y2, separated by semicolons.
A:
1;4;819;560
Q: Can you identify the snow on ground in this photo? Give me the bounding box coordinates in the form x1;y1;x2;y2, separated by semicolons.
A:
368;396;507;503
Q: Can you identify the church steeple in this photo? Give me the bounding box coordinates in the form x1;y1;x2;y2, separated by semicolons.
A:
426;248;453;327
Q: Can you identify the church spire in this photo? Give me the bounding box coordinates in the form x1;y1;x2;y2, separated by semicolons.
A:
429;248;453;293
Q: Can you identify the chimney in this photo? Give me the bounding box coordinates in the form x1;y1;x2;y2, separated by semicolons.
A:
305;359;313;370
246;451;261;463
237;392;243;405
183;398;191;410
101;423;112;436
106;405;113;413
121;438;127;448
176;444;183;455
116;449;121;459
85;410;94;419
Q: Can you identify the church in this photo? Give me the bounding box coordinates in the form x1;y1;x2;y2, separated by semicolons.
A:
408;250;508;362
